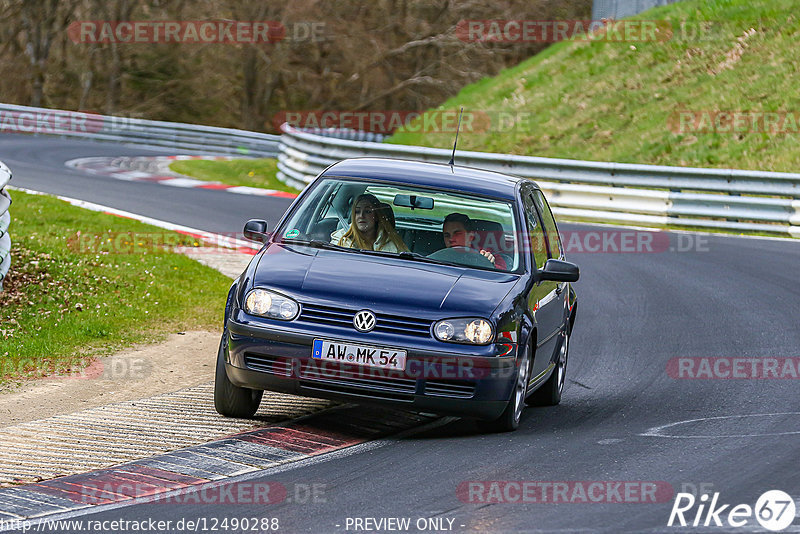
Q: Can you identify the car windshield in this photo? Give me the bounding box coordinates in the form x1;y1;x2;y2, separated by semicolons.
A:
277;178;521;273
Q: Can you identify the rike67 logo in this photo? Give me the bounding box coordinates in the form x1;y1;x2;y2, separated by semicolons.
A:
668;490;796;531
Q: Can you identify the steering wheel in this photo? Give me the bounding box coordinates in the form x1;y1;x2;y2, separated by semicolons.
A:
427;246;495;268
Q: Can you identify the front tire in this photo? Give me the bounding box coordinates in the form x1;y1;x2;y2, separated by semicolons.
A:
478;342;531;433
527;327;569;406
214;334;263;418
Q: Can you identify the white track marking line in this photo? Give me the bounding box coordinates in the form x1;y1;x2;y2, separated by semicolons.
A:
7;186;259;252
640;412;800;438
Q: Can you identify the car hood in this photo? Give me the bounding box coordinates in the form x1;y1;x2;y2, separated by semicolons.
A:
251;243;519;315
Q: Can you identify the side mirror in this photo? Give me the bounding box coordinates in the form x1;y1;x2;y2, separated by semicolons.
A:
243;219;269;243
538;259;579;282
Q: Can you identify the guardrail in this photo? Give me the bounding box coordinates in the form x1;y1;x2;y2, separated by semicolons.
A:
3;102;798;237
0;161;12;291
0;103;280;158
277;124;800;237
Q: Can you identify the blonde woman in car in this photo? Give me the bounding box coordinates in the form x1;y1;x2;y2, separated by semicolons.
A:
331;193;408;252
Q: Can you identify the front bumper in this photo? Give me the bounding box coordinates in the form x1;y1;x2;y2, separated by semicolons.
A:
225;318;519;420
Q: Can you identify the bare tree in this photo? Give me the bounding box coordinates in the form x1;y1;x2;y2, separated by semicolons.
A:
225;1;293;131
17;0;79;107
93;0;135;114
0;0;591;129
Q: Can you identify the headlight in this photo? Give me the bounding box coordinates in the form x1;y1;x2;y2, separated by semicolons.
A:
244;289;300;320
433;318;494;345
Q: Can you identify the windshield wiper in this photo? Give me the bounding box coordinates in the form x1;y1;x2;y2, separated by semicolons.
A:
397;251;448;264
280;238;355;252
282;238;449;265
357;248;449;266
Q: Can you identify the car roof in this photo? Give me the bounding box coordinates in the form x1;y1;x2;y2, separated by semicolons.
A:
320;157;535;200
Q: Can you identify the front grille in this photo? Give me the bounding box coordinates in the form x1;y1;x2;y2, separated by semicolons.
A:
425;380;476;398
243;353;293;376
298;303;432;338
299;362;417;397
298;304;352;328
299;381;414;401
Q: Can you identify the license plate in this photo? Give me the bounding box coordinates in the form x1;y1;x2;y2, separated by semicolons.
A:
312;339;407;371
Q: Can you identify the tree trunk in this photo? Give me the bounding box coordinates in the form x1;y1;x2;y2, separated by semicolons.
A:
20;0;78;107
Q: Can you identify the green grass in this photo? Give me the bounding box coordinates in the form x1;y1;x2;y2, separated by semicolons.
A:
389;0;800;173
0;191;232;385
169;158;300;194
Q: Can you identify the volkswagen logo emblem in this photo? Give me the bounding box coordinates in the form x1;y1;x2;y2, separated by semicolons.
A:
353;310;376;332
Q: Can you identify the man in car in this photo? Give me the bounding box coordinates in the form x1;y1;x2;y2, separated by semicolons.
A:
442;213;507;270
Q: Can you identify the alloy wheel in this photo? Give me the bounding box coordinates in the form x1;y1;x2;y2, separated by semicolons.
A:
514;347;530;422
557;330;569;395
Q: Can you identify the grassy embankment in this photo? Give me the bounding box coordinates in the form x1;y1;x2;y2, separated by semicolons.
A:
0;190;232;385
389;0;800;173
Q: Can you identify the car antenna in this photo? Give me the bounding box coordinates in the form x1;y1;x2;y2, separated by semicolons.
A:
448;107;464;168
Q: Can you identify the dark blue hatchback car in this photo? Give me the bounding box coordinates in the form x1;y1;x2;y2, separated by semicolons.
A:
215;158;578;432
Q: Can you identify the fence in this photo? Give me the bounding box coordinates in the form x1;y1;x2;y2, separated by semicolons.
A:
0;103;280;158
276;124;800;237
592;0;683;20
2;101;798;238
0;161;11;291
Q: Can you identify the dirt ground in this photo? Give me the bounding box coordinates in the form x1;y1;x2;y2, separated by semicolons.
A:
0;248;251;428
0;330;221;427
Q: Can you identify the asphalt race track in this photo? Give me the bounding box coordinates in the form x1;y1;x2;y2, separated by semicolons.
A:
0;134;288;234
3;133;800;533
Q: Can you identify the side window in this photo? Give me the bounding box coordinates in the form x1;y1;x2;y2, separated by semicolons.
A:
532;190;562;259
522;192;547;270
